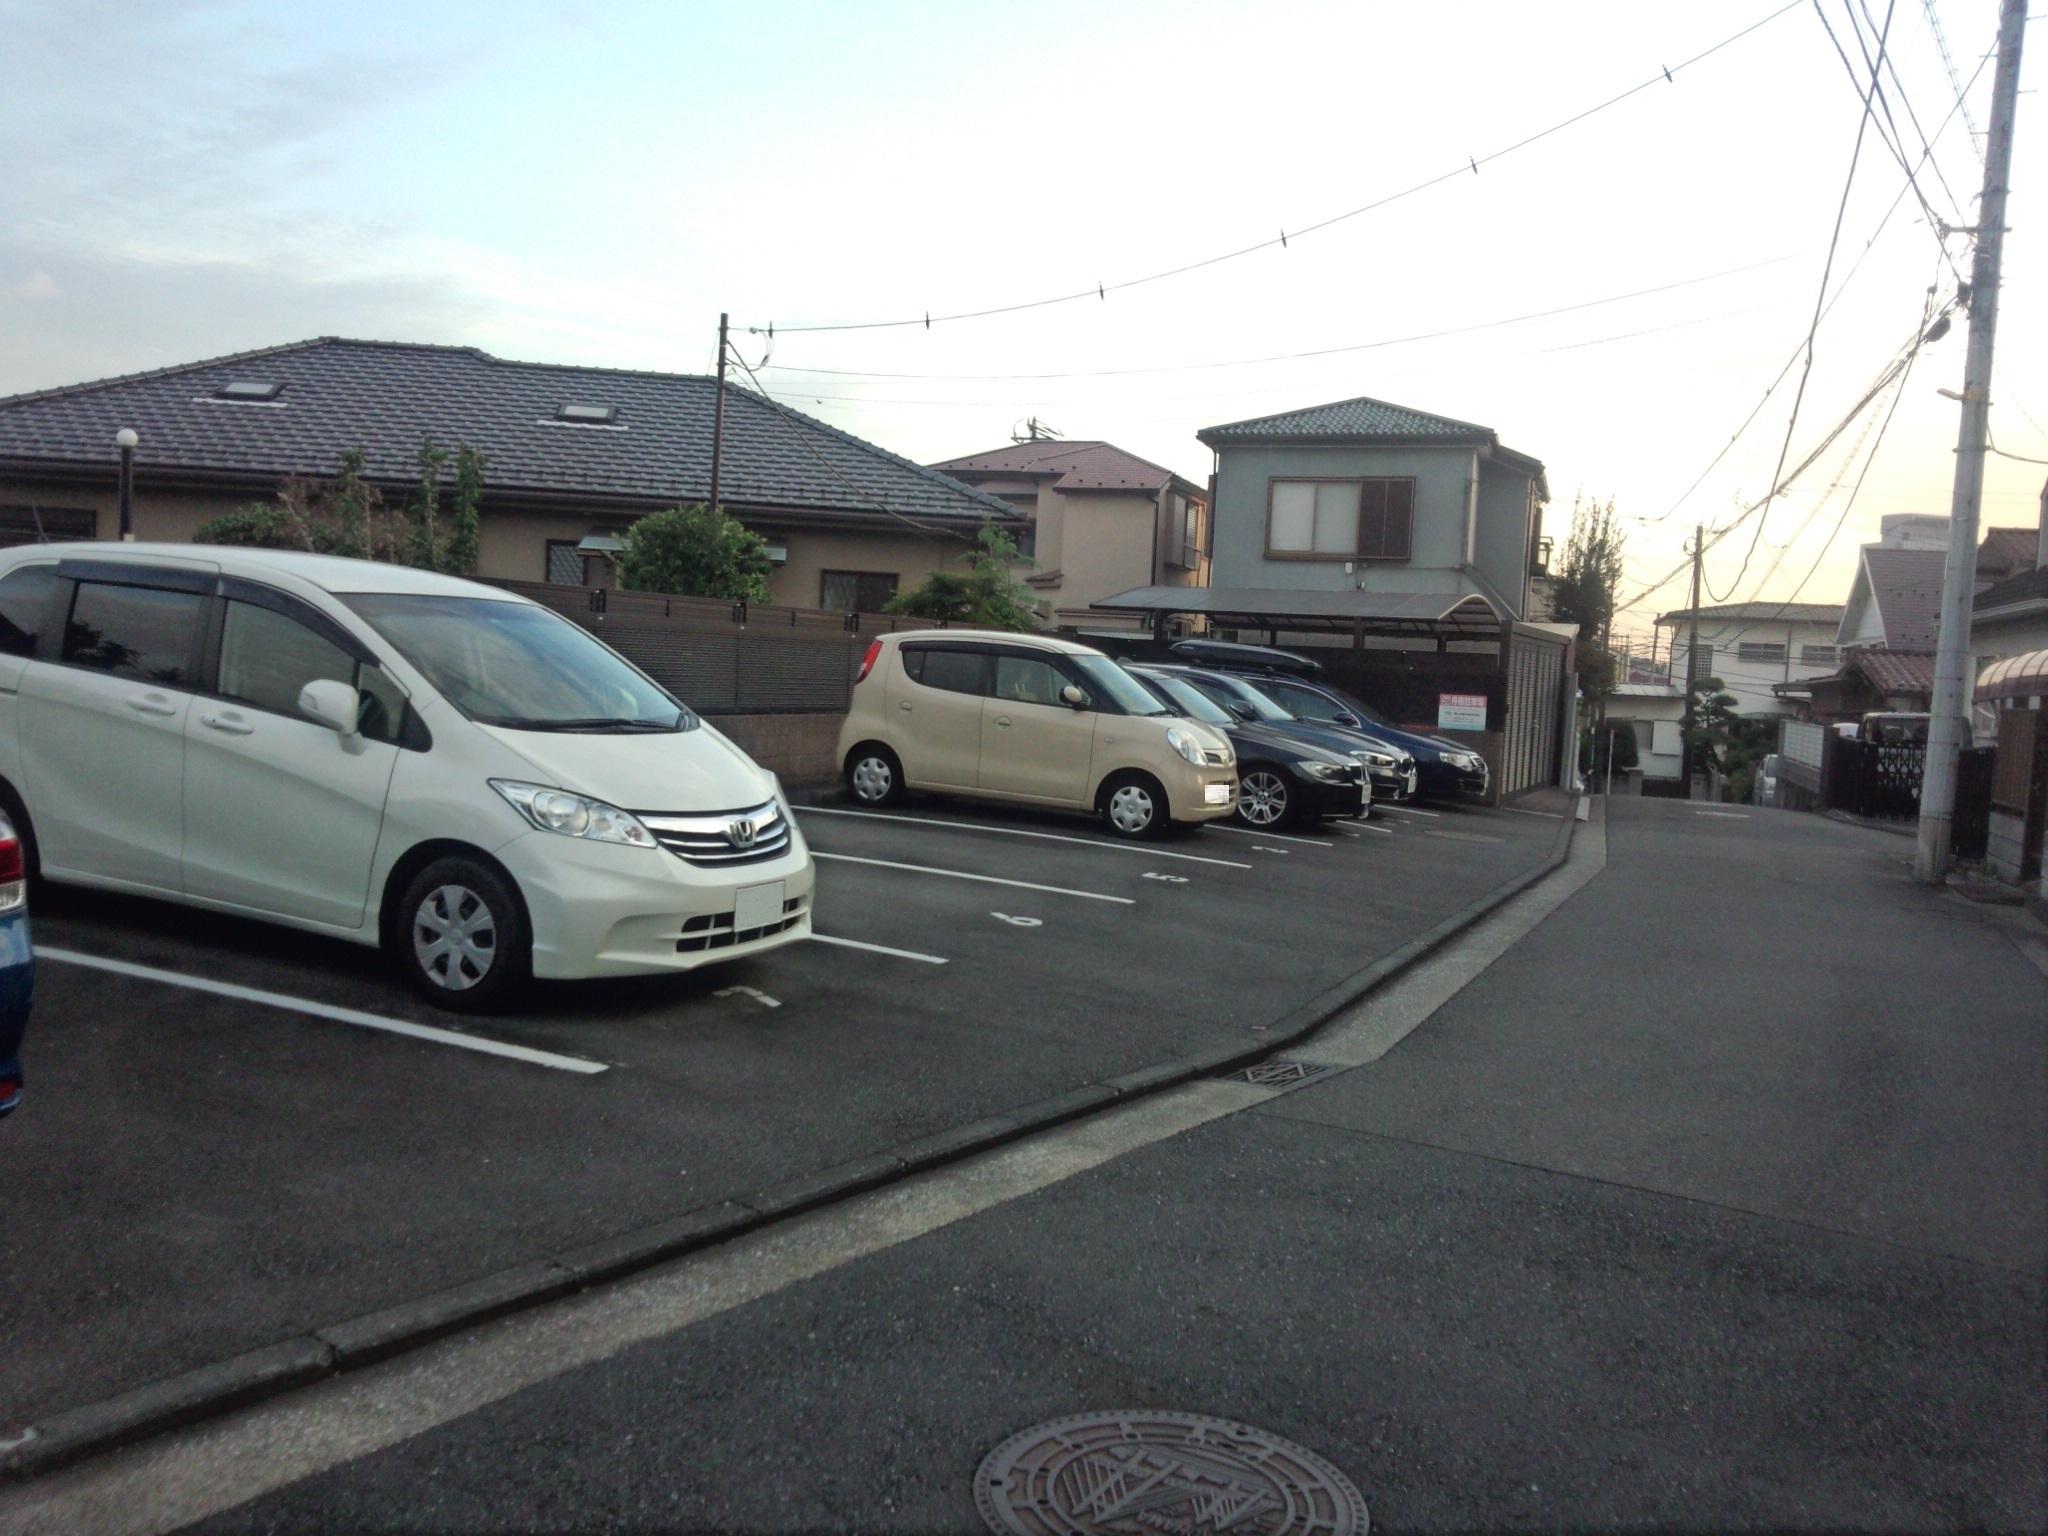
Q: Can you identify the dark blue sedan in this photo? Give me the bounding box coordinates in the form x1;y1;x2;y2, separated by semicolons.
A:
0;813;29;1118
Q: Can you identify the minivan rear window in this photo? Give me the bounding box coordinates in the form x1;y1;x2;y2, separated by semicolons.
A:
0;564;53;658
62;580;204;685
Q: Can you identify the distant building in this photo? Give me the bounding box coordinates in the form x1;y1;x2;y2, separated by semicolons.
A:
928;439;1209;632
1653;601;1845;717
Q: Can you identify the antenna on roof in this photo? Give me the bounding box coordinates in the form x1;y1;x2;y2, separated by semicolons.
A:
1010;416;1061;443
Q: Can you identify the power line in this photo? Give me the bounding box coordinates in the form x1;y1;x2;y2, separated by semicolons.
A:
746;2;1803;337
1920;0;1986;157
761;255;1796;383
1852;0;1972;223
1704;0;1898;603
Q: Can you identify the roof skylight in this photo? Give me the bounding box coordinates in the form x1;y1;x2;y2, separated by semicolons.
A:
556;403;617;425
214;380;282;401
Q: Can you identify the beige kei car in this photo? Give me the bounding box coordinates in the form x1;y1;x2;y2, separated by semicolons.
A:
837;631;1238;837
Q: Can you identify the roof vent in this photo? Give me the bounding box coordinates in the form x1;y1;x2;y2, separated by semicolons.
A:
214;380;282;402
556;404;617;425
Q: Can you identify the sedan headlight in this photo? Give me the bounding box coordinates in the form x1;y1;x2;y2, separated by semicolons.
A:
1354;750;1396;769
1165;725;1209;766
1303;761;1353;783
491;780;657;847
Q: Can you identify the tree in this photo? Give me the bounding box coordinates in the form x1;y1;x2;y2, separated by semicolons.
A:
406;440;449;572
446;445;485;576
1550;493;1627;708
884;522;1039;631
616;504;772;602
1685;675;1740;771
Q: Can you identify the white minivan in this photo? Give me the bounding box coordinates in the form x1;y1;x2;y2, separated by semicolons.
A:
0;545;814;1010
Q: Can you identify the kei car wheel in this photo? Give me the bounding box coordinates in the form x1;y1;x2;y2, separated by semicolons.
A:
1236;767;1294;828
1100;771;1166;839
396;856;530;1013
845;744;904;806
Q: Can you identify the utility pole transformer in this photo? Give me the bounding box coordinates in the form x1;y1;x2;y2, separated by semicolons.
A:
708;312;730;516
1914;0;2027;883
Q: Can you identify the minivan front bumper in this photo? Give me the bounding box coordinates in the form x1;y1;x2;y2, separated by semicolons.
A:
501;826;817;980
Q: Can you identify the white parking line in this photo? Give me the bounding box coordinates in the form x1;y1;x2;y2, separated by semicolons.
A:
1204;824;1334;849
811;852;1135;904
1347;819;1394;837
795;805;1251;869
1695;810;1750;819
1375;803;1441;818
808;933;948;964
34;947;609;1075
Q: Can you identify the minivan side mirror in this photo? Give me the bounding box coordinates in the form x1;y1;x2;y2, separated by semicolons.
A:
299;678;363;735
1059;683;1090;710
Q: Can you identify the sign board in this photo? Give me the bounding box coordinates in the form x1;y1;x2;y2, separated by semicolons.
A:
1437;692;1487;731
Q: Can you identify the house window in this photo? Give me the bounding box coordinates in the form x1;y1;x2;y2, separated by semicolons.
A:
1736;642;1787;664
1266;478;1413;560
546;541;587;585
0;505;96;547
1801;644;1838;668
820;570;898;612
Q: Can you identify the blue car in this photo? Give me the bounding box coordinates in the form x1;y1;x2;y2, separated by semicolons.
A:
0;812;28;1117
1151;664;1418;805
1170;639;1491;801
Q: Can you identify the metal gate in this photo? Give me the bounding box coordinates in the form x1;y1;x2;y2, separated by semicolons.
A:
1501;628;1567;796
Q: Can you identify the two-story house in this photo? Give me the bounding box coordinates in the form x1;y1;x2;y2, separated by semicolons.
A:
1653;601;1846;718
1092;393;1569;801
928;439;1209;631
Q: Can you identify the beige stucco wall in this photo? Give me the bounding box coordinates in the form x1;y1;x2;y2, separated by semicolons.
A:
0;477;978;612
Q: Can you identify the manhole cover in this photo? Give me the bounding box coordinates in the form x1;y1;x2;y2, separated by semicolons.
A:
975;1409;1367;1535
1226;1059;1336;1089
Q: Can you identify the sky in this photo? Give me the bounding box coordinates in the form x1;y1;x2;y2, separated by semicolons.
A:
1;0;2042;651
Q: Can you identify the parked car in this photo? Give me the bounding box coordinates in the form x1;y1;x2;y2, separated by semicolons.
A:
1754;753;1780;807
1857;712;1933;746
0;812;28;1118
1151;663;1418;804
837;631;1237;838
0;545;814;1011
1169;639;1490;800
1125;665;1367;827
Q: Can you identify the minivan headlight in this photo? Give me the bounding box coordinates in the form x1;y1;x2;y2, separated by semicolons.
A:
491;780;657;848
1164;725;1208;766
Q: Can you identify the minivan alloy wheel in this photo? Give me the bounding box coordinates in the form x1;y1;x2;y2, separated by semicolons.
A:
1239;770;1289;826
1107;783;1156;834
414;884;497;991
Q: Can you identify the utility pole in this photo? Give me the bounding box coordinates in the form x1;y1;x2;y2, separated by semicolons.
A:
708;312;729;515
1681;523;1704;794
1914;0;2027;884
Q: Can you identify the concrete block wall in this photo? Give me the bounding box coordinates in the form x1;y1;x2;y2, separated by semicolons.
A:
1986;807;2028;884
711;712;847;788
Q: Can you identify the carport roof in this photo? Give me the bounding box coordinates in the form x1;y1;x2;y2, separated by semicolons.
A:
1093;584;1503;633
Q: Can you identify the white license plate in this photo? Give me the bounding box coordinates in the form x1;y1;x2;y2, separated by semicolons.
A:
733;881;785;932
1204;782;1232;806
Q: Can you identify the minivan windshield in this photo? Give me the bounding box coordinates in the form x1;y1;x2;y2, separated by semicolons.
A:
1132;669;1233;726
343;594;690;731
1068;654;1169;716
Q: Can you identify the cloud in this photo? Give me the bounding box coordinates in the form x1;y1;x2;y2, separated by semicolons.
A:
5;271;59;300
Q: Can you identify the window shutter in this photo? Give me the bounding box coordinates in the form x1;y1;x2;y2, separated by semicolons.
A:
1382;479;1414;560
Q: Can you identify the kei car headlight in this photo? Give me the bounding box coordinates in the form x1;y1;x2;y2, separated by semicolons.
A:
491;780;658;847
1165;725;1208;766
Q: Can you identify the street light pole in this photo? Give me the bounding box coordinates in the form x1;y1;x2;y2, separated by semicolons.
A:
115;428;138;541
1914;0;2027;884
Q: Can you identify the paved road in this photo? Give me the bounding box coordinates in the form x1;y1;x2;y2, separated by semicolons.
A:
11;798;2042;1534
0;791;1563;1432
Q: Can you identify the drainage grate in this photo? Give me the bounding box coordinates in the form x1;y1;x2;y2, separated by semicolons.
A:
1225;1059;1337;1088
975;1409;1367;1535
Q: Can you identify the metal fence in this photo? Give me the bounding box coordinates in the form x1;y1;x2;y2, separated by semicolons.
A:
490;579;932;715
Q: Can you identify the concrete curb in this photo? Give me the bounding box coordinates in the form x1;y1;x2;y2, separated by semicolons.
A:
0;802;1577;1485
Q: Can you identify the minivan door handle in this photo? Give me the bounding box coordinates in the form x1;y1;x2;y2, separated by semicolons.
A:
200;712;255;736
125;693;178;717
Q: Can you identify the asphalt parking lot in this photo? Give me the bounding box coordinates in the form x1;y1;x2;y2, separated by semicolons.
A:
0;787;1569;1439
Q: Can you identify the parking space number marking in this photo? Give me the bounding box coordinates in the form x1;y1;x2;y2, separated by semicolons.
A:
715;985;782;1009
1142;873;1189;884
990;912;1043;927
